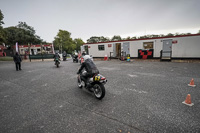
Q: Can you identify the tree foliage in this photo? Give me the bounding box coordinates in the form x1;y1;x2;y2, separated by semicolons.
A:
0;10;5;44
53;30;75;54
4;22;42;46
16;21;36;35
111;35;122;41
87;36;110;43
0;9;4;27
74;38;84;51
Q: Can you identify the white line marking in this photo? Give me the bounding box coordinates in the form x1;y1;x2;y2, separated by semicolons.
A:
128;74;138;77
125;88;147;94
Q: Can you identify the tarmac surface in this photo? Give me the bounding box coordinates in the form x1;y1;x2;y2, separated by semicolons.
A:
0;59;200;133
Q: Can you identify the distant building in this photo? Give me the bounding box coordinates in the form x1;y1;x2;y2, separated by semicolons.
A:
13;44;54;55
81;34;200;59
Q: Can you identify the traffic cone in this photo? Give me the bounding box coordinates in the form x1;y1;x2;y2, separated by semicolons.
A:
104;55;108;61
188;78;196;87
182;94;194;106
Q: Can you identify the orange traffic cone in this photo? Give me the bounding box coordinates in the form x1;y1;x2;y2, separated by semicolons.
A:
182;94;194;106
188;78;196;87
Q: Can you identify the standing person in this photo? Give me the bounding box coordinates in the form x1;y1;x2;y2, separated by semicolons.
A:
13;52;22;71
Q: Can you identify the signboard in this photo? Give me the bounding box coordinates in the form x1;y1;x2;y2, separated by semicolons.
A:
108;44;112;47
172;40;178;44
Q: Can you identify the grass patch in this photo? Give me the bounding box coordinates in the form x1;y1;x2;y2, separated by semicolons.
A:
0;56;13;61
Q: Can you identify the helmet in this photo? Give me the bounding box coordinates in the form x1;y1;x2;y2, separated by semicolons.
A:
83;55;90;61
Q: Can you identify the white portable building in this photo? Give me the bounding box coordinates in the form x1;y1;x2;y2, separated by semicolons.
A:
82;34;200;59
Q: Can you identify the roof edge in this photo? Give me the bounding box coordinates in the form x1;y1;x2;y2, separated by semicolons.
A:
83;33;200;45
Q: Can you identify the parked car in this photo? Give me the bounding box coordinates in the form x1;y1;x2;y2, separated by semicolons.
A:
79;55;93;65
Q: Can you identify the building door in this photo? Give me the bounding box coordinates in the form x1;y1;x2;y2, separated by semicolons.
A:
116;43;121;58
84;45;88;54
123;42;130;56
161;39;172;60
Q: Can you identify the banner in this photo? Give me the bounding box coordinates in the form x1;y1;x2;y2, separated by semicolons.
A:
16;42;18;52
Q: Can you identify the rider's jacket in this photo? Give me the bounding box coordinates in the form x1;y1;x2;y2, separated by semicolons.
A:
78;59;99;75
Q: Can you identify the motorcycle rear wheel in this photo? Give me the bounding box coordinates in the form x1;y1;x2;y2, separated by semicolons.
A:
77;76;82;88
93;83;105;100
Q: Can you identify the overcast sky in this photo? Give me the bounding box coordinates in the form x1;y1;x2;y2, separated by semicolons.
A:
0;0;200;43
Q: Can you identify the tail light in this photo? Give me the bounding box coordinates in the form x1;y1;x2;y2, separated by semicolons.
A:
101;77;106;80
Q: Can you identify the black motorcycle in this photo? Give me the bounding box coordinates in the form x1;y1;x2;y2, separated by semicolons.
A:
63;56;67;61
77;70;107;100
55;58;60;67
73;55;78;63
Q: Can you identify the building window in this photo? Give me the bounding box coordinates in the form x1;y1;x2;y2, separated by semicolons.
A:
98;45;105;51
143;42;153;49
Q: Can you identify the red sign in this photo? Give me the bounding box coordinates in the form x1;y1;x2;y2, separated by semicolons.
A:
108;44;112;47
172;40;178;44
88;46;90;48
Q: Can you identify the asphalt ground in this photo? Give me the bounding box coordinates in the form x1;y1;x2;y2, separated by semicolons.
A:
0;59;200;133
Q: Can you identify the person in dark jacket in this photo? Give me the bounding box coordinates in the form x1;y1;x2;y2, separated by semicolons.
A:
82;51;86;56
53;52;60;60
13;52;22;71
77;56;99;87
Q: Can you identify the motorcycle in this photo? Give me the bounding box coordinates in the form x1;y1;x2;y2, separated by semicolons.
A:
73;55;78;63
55;58;60;67
63;56;67;61
77;70;107;100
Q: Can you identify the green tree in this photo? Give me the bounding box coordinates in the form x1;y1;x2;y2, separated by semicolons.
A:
111;35;122;41
131;36;137;39
4;22;42;46
124;36;131;40
99;36;110;42
87;36;110;43
0;9;4;26
0;9;6;44
166;33;174;36
138;35;148;39
16;21;35;35
53;30;75;54
74;38;84;51
159;34;165;37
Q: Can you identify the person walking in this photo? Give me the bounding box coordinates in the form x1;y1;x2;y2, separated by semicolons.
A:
13;52;22;71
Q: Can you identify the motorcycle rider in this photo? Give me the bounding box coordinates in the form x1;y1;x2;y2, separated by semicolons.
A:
77;56;99;88
82;51;86;56
53;52;60;63
63;51;67;61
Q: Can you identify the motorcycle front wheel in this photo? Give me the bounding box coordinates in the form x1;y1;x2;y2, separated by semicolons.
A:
93;83;105;100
